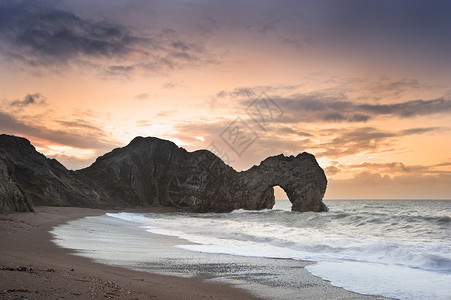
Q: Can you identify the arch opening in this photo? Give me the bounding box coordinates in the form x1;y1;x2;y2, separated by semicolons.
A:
272;185;291;211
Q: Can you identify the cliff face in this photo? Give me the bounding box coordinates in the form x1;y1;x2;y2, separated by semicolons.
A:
0;135;108;211
0;157;33;212
78;137;237;211
0;134;328;213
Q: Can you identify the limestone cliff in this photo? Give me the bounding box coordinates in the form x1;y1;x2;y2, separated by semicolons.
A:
0;135;108;211
0;157;33;212
0;134;328;212
78;137;237;211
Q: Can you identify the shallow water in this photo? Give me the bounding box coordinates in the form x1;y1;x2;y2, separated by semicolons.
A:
53;200;451;300
52;213;376;300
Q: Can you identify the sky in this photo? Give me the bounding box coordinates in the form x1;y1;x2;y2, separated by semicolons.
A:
1;0;450;199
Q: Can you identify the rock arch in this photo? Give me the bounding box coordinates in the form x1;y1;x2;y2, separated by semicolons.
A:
230;153;328;212
271;186;290;209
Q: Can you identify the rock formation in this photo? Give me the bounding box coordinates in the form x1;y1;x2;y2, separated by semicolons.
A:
0;134;328;213
0;157;33;212
0;135;110;211
230;154;328;212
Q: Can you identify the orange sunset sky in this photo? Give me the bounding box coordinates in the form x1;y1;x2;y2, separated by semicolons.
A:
1;0;450;199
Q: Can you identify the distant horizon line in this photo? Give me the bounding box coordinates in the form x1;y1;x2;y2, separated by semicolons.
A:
275;198;451;201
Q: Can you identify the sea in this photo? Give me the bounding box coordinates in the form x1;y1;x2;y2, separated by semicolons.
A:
52;200;451;300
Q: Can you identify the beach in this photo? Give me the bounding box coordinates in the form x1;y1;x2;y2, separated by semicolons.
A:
0;206;392;300
0;206;262;300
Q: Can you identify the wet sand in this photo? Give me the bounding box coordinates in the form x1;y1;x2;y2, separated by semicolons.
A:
0;206;261;299
1;206;389;299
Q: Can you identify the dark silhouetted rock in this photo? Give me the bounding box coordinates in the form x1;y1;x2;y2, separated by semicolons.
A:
229;153;328;212
0;135;108;211
0;134;328;212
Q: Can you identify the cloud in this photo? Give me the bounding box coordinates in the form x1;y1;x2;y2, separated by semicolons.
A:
169;85;448;163
358;99;451;118
0;1;216;75
166;84;451;163
400;127;441;135
327;172;451;199
162;81;186;89
0;111;33;133
349;114;371;122
155;110;178;118
134;93;151;100
10;93;46;107
231;87;256;98
215;0;451;67
323;112;347;122
136;120;151;127
204;80;448;124
162;82;176;89
56;119;105;132
436;162;451;167
325;165;341;175
237;93;451;123
314;126;442;158
346;161;451;175
216;85;299;100
277;127;312;137
0;1;144;63
43;152;98;171
0;110;119;152
361;78;425;100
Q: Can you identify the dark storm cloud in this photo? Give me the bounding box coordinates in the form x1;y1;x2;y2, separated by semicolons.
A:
0;0;214;74
1;0;450;72
0;1;144;63
10;93;47;107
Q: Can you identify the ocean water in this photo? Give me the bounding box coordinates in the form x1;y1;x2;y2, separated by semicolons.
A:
104;200;451;300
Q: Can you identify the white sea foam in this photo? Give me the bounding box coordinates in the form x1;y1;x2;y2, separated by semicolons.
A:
307;261;451;300
107;200;451;300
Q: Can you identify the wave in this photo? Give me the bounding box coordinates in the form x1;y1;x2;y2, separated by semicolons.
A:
106;200;451;300
107;211;451;274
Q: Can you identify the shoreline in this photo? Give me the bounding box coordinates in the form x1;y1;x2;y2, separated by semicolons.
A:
0;206;262;299
1;206;389;300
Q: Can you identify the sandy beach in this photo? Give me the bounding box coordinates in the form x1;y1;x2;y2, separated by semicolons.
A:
0;206;262;300
1;206;390;300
